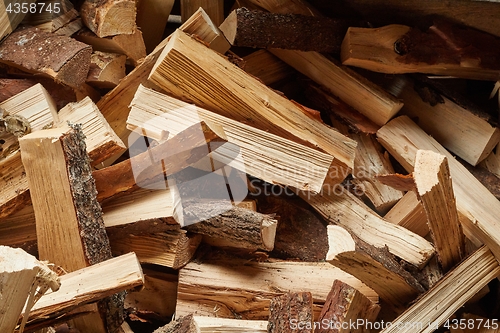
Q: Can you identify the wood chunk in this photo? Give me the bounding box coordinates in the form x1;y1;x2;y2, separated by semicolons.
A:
327;225;424;313
245;0;322;16
149;29;356;184
153;314;199;333
220;8;349;53
299;190;434;268
0;246;60;333
80;0;137;37
136;0;175;53
377;116;500;263
380;246;500;333
194;316;267;332
316;280;380;333
181;0;224;26
0;27;91;88
22;0;80;35
27;253;144;323
19;125;120;332
414;150;466;272
87;51;127;89
382;76;500;166
75;28;147;67
184;201;278;252
341;24;500;81
384;191;428;238
268;292;314;333
0;0;36;40
376;173;416;192
57;97;126;166
0;205;37;248
463;161;500;201
242;50;294;86
128;84;336;193
176;257;378;320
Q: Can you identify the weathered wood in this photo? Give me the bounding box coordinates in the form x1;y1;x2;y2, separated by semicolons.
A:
327;225;425;313
176;257;378;320
299;190;434;268
86;51;126;89
242;50;294;86
0;27;92;88
316;280;380;333
128;84;337;193
149;29;356;184
181;0;224;26
341;23;500;81
80;0;137;37
380;246;500;333
0;0;37;40
268;292;314;333
0;246;60;333
136;0;175;52
220;8;349;53
414;150;466;272
384;191;428;238
377;116;500;263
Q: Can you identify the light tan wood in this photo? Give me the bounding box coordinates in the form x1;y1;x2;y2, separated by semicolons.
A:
380;246;500;333
136;0;175;53
341;25;500;81
194;316;268;332
176;257;378;320
299;190;434;268
128;84;337;193
383;76;500;166
242;50;294;86
0;0;37;40
86;51;127;89
154;314;199;333
414;150;466;272
75;28;147;67
0;205;36;247
0;246;60;333
481;142;500;178
327;225;424;313
149;29;356;184
317;279;380;333
80;0;136;37
268;292;314;333
57;96;126;166
22;0;80;35
384;191;428;238
181;0;224;26
377;115;500;262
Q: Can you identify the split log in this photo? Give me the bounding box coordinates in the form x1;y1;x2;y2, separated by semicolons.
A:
128;84;338;193
153;314;198;333
376;173;416;192
80;0;137;37
176;257;378;320
377;116;500;262
0;246;60;333
149;29;356;184
268;292;314;333
75;28;146;67
22;0;81;35
245;0;322;16
56;96;126;166
136;0;175;52
242;50;294;86
384;191;428;238
381;76;500;166
326;225;425;313
0;27;91;88
220;8;349;53
0;205;37;248
19;125;121;333
316;280;380;333
86;51;127;89
379;246;500;333
341;23;500;81
0;0;36;40
181;0;224;26
93;121;227;202
299;190;434;268
414;150;466;272
184;200;278;252
194;316;267;332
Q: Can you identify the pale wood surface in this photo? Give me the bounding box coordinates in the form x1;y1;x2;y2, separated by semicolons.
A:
384;191;428;238
194;316;268;332
87;51;127;89
80;0;136;37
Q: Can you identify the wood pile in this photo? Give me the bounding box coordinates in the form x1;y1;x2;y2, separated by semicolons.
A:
2;0;500;332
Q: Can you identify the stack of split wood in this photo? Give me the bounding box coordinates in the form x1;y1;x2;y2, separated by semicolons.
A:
2;0;500;332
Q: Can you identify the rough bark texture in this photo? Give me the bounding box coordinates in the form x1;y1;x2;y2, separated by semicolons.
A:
153;313;198;333
268;292;314;333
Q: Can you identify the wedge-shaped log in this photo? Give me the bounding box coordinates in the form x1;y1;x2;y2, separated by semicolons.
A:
149;29;356;184
316;280;380;333
299;190;434;268
220;8;349;53
341;24;500;81
380;246;500;333
327;225;425;313
377;116;500;263
136;0;175;53
80;0;136;37
268;292;314;333
414;150;466;272
0;27;91;88
385;191;428;238
176;257;378;319
128;84;337;192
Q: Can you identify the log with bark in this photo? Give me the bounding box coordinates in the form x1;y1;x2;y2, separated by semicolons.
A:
86;51;126;89
268;292;314;333
80;0;137;37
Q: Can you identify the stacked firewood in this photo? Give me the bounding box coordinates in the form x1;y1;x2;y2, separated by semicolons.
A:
1;0;500;332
